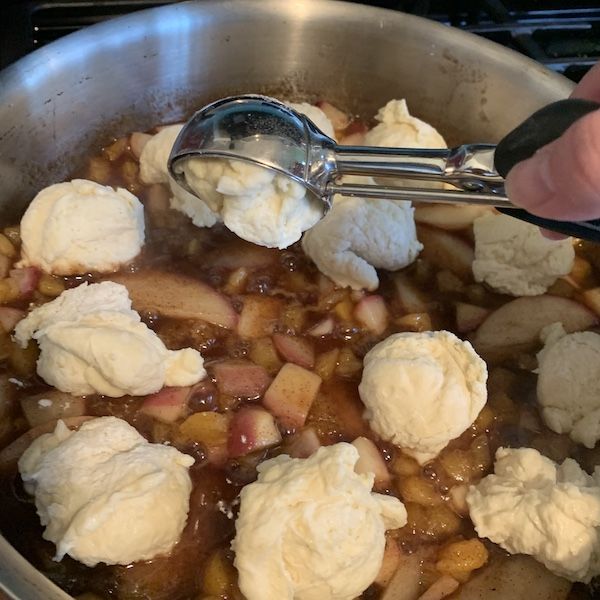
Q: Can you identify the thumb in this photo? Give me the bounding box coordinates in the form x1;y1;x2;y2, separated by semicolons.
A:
504;108;600;221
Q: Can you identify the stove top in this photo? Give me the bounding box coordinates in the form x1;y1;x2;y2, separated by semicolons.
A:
0;0;598;81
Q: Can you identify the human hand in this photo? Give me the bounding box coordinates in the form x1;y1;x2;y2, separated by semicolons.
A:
505;61;600;222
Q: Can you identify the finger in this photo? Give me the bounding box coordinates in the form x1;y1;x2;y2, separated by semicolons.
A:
504;108;600;221
540;228;568;241
571;61;600;102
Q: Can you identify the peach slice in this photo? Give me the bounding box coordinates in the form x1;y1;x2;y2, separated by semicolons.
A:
354;295;389;335
417;225;474;280
263;363;322;430
211;360;271;399
111;271;238;329
228;406;282;457
237;295;282;338
472;295;597;361
140;387;191;424
455;302;490;333
272;333;315;369
352;436;391;484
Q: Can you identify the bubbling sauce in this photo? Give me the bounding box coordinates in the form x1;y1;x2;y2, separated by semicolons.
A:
0;113;597;600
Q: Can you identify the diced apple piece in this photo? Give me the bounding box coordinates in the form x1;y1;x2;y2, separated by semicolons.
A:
129;132;152;159
111;271;238;329
583;287;600;316
417;225;474;280
248;337;283;375
307;316;335;337
223;267;249;295
140;387;191;424
472;295;597;361
228;406;282;457
394;312;432;332
374;538;401;587
417;576;460;600
20;391;87;428
352;436;391;484
178;411;230;464
455;302;490;333
263;363;322;430
179;411;229;445
354;295;389;335
212;360;271;399
0;307;25;332
237;295;282;338
284;427;321;459
0;416;94;470
414;205;491;231
314;349;340;381
335;347;363;378
9;267;41;297
205;239;278;270
272;333;315;369
316;100;350;131
393;273;430;314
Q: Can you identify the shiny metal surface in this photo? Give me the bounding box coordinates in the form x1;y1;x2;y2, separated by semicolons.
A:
170;95;508;209
0;0;574;598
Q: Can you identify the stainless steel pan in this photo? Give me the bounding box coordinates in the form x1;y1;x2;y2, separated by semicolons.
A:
0;1;573;597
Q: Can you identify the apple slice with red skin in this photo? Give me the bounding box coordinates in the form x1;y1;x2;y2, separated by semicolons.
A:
284;427;321;459
9;267;41;297
455;302;491;333
0;307;25;332
111;271;238;330
352;436;391;485
140;387;191;424
228;406;282;457
272;334;315;369
307;316;335;337
471;295;597;362
354;295;389;335
263;363;322;430
212;360;271;399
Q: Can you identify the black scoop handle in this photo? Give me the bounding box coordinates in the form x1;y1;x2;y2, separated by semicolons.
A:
494;98;600;241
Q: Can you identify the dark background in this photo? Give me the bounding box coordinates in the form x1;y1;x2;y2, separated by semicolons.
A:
0;0;599;79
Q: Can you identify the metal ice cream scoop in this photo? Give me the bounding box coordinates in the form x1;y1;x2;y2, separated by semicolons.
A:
168;94;600;241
